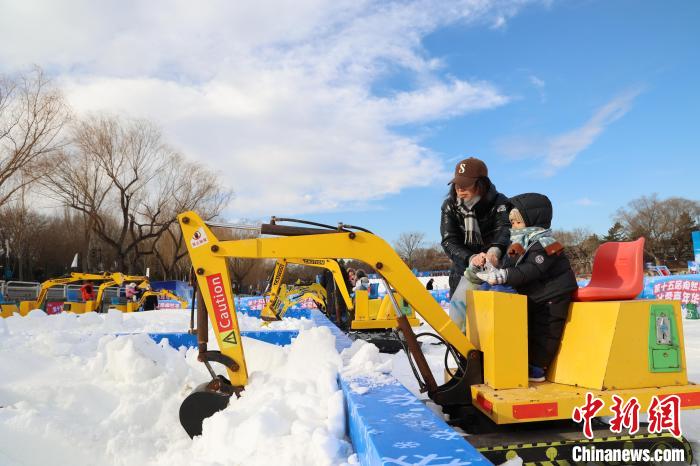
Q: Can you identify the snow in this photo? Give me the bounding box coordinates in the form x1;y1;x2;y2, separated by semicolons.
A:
340;339;394;394
0;309;352;466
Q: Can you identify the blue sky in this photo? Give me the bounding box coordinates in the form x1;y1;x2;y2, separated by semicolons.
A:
311;1;700;242
1;0;697;245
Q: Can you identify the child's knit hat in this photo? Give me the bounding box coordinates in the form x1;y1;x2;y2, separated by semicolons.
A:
509;208;525;225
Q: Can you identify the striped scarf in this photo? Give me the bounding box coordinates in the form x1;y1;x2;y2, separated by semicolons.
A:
456;196;483;248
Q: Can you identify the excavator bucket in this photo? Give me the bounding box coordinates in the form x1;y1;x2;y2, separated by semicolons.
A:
179;376;235;438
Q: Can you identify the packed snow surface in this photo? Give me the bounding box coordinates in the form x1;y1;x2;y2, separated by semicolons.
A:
0;310;351;466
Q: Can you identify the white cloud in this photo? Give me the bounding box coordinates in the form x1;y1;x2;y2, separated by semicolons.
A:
496;87;643;176
0;0;540;216
529;75;545;89
575;197;597;207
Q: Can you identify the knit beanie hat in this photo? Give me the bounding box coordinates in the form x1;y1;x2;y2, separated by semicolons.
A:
509;208;525;225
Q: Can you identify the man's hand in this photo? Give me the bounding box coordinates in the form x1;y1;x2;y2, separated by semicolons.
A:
470;252;487;268
485;251;500;266
476;268;508;285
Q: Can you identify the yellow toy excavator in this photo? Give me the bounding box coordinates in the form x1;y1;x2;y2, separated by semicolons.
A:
177;212;700;463
109;276;188;313
17;272;113;316
260;258;349;321
260;257;420;351
261;281;327;320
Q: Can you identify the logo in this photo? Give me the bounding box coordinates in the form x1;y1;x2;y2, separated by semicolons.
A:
302;259;326;266
206;273;232;332
497;205;507;213
190;227;209;248
458;163;466;173
535;255;544;264
573;392;681;439
272;264;285;286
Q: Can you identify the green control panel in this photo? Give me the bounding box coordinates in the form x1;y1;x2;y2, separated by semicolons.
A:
648;304;681;373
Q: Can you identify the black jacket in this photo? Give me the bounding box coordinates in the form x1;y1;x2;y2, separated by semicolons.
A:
441;182;510;283
503;193;578;303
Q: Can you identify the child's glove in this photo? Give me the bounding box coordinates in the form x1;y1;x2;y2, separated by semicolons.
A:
476;267;508;285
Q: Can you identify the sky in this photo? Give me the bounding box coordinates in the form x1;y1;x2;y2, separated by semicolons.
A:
0;0;698;244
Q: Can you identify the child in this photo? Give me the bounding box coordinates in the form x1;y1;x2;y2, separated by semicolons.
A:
475;193;577;382
353;269;370;292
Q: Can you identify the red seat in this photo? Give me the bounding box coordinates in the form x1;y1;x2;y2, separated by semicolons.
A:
574;237;645;302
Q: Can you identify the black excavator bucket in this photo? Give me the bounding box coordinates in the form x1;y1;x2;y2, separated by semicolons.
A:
179;375;235;438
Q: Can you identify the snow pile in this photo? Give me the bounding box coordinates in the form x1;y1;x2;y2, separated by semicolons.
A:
340;339;394;394
156;326;351;466
3;308;313;335
0;311;353;466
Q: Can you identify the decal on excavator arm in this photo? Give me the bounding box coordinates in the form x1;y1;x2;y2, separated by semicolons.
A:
272;265;285;287
206;273;233;332
222;330;238;346
190;227;209;248
302;258;326;266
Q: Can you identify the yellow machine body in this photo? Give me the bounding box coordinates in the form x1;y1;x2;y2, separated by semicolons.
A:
1;303;19;318
464;291;700;425
351;290;420;330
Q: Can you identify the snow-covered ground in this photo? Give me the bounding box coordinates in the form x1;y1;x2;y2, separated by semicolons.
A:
0;310;354;466
3;305;700;465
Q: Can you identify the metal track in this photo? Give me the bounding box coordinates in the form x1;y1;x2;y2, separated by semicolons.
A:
469;425;693;465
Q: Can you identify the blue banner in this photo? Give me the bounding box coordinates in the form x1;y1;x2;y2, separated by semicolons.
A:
638;274;700;310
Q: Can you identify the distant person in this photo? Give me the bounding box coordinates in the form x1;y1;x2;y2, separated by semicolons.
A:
347;268;356;287
426;278;434;290
353;269;369;292
125;283;138;301
80;281;96;301
441;157;510;332
475;193;577;382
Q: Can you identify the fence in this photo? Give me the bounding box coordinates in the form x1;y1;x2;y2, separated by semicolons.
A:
3;281;41;301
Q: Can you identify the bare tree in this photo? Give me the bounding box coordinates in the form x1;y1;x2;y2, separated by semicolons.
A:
394;231;426;269
553;227;600;275
412;242;451;271
43;115;231;273
0;67;70;207
151;156;232;277
615;195;700;266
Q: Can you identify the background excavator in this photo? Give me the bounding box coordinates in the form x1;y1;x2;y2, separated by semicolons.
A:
7;272;188;317
177;211;699;463
17;272;114;315
261;257;420;351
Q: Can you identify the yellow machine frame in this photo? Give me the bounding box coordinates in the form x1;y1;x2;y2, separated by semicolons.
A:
179;211;468;388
